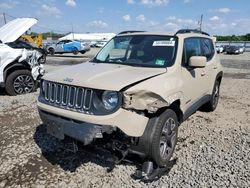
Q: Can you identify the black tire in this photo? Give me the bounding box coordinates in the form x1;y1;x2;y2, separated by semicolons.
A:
5;70;36;96
202;80;220;112
80;50;86;54
48;48;55;56
72;47;79;55
149;109;178;167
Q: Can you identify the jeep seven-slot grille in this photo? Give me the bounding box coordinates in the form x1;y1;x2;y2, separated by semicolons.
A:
42;81;93;114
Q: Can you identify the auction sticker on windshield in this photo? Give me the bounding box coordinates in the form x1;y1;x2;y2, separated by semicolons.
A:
155;59;165;66
152;40;175;46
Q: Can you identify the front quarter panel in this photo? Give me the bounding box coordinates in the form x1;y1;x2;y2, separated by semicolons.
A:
123;69;184;112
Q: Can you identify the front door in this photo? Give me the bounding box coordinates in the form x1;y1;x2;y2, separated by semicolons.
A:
55;40;65;52
181;37;208;114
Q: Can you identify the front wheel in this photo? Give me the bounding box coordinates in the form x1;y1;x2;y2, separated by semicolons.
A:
149;109;178;167
5;70;36;96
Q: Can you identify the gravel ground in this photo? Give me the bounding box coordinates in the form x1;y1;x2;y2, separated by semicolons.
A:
0;51;249;187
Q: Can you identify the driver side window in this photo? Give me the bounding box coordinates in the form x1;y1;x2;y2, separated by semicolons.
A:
182;38;202;66
57;41;64;45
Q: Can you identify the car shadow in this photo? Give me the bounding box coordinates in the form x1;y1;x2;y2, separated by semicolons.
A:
33;124;178;181
0;88;7;96
33;124;119;172
49;55;90;58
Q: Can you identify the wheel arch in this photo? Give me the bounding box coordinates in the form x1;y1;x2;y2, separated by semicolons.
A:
152;99;183;123
216;71;223;84
3;61;31;84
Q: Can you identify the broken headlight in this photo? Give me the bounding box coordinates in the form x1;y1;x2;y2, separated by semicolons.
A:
102;91;119;110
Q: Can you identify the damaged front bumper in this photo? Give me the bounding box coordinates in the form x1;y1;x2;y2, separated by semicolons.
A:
37;101;149;140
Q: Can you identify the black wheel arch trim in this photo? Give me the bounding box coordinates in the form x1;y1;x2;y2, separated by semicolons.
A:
3;61;31;83
216;71;223;83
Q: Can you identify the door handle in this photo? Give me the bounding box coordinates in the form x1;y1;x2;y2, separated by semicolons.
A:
201;72;206;76
213;66;218;69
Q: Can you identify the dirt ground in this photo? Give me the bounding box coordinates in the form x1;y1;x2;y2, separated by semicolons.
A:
0;50;249;187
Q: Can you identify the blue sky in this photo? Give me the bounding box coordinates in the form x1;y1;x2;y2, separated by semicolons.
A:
0;0;250;35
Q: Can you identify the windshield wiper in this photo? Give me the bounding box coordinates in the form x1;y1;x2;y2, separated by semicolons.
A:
91;57;106;63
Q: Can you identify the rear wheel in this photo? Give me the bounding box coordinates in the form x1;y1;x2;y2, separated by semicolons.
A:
5;70;36;96
202;80;220;112
72;47;79;55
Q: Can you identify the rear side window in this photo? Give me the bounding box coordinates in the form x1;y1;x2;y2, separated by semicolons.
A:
201;38;214;61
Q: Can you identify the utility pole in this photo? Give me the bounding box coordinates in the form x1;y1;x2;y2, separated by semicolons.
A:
71;23;74;40
3;13;7;24
198;14;203;31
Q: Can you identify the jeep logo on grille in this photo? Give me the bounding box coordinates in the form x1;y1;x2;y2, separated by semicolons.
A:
63;77;74;83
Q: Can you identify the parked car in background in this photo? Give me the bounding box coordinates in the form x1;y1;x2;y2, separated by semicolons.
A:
95;41;107;48
0;18;44;95
222;45;229;52
238;45;245;54
215;45;224;53
226;46;241;54
7;39;47;64
47;40;90;55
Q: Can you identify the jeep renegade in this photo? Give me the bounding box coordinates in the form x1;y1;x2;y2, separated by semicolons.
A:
37;29;223;167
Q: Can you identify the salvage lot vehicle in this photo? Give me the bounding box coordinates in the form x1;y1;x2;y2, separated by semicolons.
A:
0;18;44;95
37;29;223;179
7;39;47;64
226;45;242;54
47;40;90;55
94;41;107;48
215;45;224;53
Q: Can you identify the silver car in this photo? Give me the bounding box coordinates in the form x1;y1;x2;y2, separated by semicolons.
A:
47;40;90;55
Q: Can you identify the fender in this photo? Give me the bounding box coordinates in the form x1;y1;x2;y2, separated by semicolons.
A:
216;71;223;82
3;61;30;83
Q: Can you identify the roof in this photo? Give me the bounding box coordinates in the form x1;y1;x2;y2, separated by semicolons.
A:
117;31;212;39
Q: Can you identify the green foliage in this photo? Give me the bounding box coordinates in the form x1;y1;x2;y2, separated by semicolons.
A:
215;33;250;41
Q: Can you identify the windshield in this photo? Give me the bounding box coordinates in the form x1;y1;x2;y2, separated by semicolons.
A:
93;35;177;68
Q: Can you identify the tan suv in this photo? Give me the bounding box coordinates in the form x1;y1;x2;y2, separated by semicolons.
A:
37;29;222;168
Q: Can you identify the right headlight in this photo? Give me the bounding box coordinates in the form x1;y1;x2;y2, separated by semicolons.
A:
102;91;119;110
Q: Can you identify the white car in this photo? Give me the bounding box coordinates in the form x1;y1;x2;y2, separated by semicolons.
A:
215;45;224;53
95;41;107;48
238;46;245;54
0;18;44;95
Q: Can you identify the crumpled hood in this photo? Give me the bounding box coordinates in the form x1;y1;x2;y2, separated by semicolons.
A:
43;62;166;91
0;18;37;43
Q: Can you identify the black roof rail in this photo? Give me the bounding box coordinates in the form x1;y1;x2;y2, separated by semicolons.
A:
118;30;146;35
175;29;210;36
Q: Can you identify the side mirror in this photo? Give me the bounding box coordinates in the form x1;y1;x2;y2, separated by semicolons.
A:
188;56;206;68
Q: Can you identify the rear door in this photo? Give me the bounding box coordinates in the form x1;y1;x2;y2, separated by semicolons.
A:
200;38;217;94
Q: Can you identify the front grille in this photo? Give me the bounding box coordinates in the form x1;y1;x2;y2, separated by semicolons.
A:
42;81;93;114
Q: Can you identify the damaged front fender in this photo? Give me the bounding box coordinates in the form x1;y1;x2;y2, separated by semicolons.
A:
123;90;184;113
123;91;169;113
0;43;44;83
122;74;184;113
